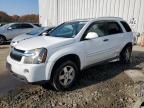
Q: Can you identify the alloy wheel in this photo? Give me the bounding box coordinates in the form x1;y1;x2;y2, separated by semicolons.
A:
59;66;75;87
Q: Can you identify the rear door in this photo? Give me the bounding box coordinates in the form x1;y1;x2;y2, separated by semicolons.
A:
104;21;124;57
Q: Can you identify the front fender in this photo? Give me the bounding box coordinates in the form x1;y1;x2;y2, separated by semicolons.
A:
45;44;85;80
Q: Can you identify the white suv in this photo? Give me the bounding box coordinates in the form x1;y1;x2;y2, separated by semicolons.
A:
6;17;133;91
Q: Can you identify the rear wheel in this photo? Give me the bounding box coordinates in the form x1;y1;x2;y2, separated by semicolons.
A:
51;61;78;91
0;36;5;45
120;45;132;64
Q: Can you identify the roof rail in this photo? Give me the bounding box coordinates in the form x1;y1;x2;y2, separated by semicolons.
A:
67;17;123;22
98;16;123;19
69;18;95;21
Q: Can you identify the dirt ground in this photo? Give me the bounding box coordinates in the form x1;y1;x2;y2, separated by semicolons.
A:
0;45;144;108
0;45;9;75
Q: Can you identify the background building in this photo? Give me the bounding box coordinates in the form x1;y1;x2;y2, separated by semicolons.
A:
39;0;144;33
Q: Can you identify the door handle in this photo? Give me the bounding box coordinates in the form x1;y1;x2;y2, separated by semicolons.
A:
103;39;109;42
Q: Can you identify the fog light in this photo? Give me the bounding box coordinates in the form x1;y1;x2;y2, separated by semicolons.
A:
24;69;29;73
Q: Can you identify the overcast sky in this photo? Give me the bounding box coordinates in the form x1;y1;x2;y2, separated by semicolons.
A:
0;0;38;15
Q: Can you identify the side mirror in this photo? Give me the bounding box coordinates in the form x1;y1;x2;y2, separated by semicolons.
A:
85;32;99;40
42;32;48;36
7;27;12;30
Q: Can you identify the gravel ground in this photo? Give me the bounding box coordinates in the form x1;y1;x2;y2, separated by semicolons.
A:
0;45;144;108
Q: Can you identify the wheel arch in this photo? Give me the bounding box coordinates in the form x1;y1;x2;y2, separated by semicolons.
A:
49;54;81;81
0;34;7;44
120;42;133;55
0;34;6;40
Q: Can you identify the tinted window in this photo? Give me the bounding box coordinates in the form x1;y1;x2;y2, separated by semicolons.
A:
120;21;132;32
107;22;123;35
10;24;21;29
21;24;33;28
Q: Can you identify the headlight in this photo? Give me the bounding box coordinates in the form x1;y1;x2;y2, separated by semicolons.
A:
23;48;47;64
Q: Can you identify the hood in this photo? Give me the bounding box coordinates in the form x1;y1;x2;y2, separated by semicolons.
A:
12;34;39;42
14;36;75;51
11;34;39;47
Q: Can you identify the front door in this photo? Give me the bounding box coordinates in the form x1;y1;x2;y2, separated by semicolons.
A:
82;21;112;66
82;21;123;66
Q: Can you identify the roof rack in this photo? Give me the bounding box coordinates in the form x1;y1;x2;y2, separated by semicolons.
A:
69;18;95;22
98;16;123;20
68;17;123;22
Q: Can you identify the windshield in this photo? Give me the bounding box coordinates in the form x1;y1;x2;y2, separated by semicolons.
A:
26;27;45;35
49;21;87;38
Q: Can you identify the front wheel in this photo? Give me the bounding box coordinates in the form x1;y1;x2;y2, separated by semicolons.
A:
120;45;132;64
51;61;78;91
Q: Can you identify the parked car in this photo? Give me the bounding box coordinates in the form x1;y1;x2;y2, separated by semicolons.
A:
0;23;39;44
33;23;41;27
6;17;133;91
0;23;6;27
11;26;55;47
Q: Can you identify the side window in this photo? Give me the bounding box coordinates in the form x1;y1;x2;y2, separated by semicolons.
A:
120;21;132;32
86;22;108;37
10;24;21;29
107;22;123;35
20;24;33;29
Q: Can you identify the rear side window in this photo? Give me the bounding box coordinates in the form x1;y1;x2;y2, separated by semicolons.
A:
106;22;123;35
20;24;33;29
120;21;132;32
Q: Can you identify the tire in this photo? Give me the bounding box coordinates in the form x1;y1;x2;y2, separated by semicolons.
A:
0;36;5;45
51;61;78;91
120;45;132;64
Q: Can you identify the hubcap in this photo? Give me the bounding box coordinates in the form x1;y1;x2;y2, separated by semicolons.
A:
59;66;75;86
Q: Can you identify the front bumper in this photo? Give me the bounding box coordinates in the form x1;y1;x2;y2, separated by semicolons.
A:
9;69;28;83
6;56;47;83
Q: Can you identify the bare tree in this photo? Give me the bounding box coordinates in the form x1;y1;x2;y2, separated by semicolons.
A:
0;11;39;23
